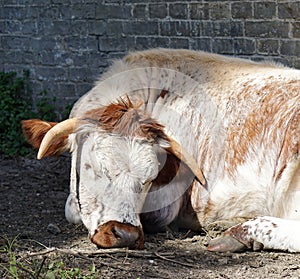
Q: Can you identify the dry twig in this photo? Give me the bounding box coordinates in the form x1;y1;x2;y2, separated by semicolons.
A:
21;246;199;270
154;252;198;268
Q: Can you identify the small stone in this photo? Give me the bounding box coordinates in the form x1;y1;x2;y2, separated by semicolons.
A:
47;223;61;235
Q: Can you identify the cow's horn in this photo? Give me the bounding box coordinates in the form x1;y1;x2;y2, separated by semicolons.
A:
37;118;78;159
168;138;206;186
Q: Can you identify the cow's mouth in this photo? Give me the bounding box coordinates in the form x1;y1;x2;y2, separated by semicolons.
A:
90;221;144;249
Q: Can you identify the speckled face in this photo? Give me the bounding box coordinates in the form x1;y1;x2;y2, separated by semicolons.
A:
70;129;160;236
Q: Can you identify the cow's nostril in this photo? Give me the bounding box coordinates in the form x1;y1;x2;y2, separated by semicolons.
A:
113;226;138;243
111;226;122;239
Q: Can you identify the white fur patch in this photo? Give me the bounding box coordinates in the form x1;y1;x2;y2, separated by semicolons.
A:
242;216;300;252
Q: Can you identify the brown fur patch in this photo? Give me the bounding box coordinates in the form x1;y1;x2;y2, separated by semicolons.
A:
225;224;253;249
21;119;68;157
152;152;181;186
159;89;169;99
225;81;300;178
84;97;168;143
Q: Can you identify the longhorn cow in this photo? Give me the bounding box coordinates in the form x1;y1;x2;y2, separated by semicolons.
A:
22;49;300;252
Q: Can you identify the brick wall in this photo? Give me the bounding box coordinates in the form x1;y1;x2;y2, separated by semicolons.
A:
1;0;300;111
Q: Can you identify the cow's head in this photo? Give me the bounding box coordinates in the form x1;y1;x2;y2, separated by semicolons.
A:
22;97;205;249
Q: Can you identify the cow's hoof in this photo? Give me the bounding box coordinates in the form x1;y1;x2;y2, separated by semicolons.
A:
207;235;247;252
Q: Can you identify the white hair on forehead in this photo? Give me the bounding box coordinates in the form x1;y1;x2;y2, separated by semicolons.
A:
93;133;159;183
71;120;160;186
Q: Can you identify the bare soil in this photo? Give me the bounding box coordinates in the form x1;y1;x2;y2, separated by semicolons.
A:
1;155;300;278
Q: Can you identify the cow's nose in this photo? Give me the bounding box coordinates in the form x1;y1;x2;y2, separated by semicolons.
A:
91;221;144;249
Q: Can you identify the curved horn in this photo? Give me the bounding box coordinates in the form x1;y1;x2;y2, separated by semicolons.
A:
168;138;206;186
37;118;79;160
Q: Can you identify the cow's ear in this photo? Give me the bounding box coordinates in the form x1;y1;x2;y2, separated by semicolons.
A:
163;136;206;186
22;119;69;157
22;119;57;149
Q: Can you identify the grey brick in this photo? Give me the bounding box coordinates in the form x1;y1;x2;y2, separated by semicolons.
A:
189;21;201;37
293;58;300;69
27;0;52;5
21;20;38;35
37;50;75;67
291;22;300;38
68;67;95;82
64;36;98;52
169;3;188;19
280;41;300;56
51;0;70;4
70;53;89;66
38;51;61;66
36;66;68;81
148;37;170;48
58;5;73;19
169;37;189;49
3;0;30;4
106;21;124;36
135;36;151;50
69;20;88;36
0;20;6;34
209;3;230;20
4;51;21;64
42;20;71;36
5;20;22;34
87;53;109;68
254;2;276;19
257;39;279;55
96;4;131;19
31;37;62;51
72;3;96;19
29;81;43;95
190;3;209;20
212;38;234;54
202;21;243;37
0;49;5;67
37;20;71;35
190;38;212;52
58;83;76;97
149;3;167;19
88;20;106;36
232;2;253;19
245;21;289;38
98;36;127;52
132;4;148;19
75;83;93;97
26;6;41;19
2;35;31;50
278;2;300;19
0;6;27;20
39;6;60;19
123;20;158;35
234;38;256;55
4;64;32;76
161;21;191;37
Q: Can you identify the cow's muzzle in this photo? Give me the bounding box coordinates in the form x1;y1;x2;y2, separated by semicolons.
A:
90;221;144;249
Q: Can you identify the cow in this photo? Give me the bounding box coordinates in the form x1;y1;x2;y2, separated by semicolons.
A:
22;48;300;252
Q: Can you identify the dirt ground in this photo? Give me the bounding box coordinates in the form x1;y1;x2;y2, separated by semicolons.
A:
1;155;300;278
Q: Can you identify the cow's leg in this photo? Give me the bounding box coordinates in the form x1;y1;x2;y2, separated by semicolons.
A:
65;194;82;224
208;216;300;252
